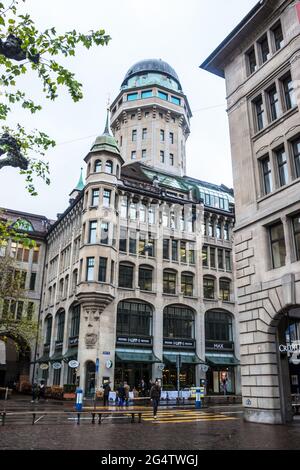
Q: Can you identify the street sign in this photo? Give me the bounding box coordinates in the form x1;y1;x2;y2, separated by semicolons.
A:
39;363;49;370
68;360;79;368
52;362;61;369
105;359;113;369
96;357;99;372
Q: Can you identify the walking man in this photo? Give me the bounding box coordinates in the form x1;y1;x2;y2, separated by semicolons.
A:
103;381;111;407
150;380;161;420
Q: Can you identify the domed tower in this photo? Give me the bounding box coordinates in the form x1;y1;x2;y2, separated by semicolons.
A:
110;59;192;176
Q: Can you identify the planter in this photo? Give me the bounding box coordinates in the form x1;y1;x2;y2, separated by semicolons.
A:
63;392;76;400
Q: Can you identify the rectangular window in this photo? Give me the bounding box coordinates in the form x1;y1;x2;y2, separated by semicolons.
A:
141;90;152;99
160;150;165;163
270;222;286;269
142;149;147;159
202;246;208;267
29;272;36;291
220;279;230;301
148;207;155;224
276;147;288;186
163;239;170;260
88;221;97;244
119;264;133;288
121;198;128;218
282;74;296;110
218;249;224;270
127;92;138;101
169;153;174;166
91;189;99;207
208;222;214;237
225;251;231;271
268;86;280;121
86;257;95;281
203;278;215;299
32;245;40;264
100;222;109;244
132;129;137;141
261;156;273;194
224;223;229;241
272;22;284;51
189;243;195;264
246;46;257;74
259;35;270;63
111;260;115;284
131;151;136;160
142;128;147;139
216;223;221;239
292;138;300;178
171;96;181;106
103;189;111;207
129;230;137;254
163;271;176;294
27;302;34;320
139;267;152;291
160;129;165;142
254;96;265;131
180;241;187;263
209;246;216;268
172;240;178;261
119;227;127;252
98;257;107;283
292;214;300;261
169;132;174;144
158;90;168;101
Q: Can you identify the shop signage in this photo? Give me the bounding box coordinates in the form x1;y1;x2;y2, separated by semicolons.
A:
52;362;62;369
163;339;195;348
69;336;79;346
205;341;234;351
68;360;79;368
103;351;110;355
279;343;300;365
157;363;165;371
39;363;49;370
116;336;152;345
105;359;113;369
200;364;209;372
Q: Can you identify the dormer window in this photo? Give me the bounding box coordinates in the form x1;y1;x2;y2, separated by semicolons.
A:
94;160;102;173
105;161;113;174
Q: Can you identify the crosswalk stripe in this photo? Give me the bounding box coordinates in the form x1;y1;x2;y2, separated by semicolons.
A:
148;417;237;424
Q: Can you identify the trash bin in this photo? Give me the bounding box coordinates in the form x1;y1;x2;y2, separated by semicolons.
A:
75;387;83;411
195;387;202;409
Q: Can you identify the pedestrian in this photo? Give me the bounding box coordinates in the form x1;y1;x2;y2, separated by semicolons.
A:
31;382;39;403
117;383;126;407
220;371;228;395
150;380;161;420
124;381;130;406
139;379;147;397
103;381;111;407
38;380;46;401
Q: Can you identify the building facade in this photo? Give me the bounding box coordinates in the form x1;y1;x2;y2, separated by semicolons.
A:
201;0;300;423
1;59;240;397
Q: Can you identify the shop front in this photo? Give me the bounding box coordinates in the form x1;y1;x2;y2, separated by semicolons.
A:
205;309;239;395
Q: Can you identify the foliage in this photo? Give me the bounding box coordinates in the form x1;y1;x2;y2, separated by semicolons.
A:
0;0;111;194
0;210;36;247
0;251;38;346
63;383;76;394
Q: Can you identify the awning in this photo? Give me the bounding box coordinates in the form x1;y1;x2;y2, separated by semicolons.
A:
63;348;78;361
49;352;64;362
37;355;49;363
205;353;240;366
163;353;204;365
116;349;161;363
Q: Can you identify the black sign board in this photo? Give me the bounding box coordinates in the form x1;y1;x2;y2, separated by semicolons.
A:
205;341;234;351
116;336;152;346
163;338;195;349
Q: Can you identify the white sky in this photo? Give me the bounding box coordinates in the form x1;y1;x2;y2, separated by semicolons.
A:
0;0;257;219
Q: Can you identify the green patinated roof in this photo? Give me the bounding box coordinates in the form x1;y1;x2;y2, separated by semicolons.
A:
75;168;85;191
142;168;190;192
90;109;121;155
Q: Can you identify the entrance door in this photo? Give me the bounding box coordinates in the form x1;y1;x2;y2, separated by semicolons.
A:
85;361;96;397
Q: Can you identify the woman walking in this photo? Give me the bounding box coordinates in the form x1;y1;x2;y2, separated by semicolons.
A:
150;380;161;420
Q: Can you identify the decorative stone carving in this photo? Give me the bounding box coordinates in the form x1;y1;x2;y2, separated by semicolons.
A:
85;332;97;349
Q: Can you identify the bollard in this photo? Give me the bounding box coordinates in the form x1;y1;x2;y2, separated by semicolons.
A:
75;387;83;412
195;387;202;409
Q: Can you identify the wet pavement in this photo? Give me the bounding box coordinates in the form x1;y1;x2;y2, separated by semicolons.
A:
1;400;300;450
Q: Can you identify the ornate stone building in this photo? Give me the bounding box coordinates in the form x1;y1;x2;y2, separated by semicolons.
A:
1;59;240;397
201;0;300;423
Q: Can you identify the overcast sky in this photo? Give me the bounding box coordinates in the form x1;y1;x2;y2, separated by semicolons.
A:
0;0;257;219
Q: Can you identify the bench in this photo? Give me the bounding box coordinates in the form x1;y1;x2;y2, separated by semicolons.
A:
0;408;151;426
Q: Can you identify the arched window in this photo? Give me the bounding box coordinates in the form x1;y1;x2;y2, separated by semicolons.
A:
181;272;194;296
163;305;195;339
87;162;91;176
44;315;53;345
163;269;177;294
116;164;120;178
205;310;233;341
94;160;102;173
72;269;78;294
56;310;65;342
117;300;152;336
118;262;134;289
105;160;113;174
139;265;153;291
13;219;34;231
203;276;215;299
219;278;231;301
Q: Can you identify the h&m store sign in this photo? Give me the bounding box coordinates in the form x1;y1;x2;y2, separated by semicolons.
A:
205;341;234;351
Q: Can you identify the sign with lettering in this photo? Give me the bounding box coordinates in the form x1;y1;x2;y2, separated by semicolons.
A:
205;341;234;351
279;342;300;365
116;336;152;345
163;339;195;349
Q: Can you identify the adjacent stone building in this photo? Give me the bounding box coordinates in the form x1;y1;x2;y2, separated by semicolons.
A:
201;0;300;423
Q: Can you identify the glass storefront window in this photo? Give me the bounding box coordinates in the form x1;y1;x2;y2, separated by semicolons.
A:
163;305;194;339
116;301;152;336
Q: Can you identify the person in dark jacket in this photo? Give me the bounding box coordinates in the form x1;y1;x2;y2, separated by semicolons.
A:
117;383;126;407
150;380;161;419
103;382;111;407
